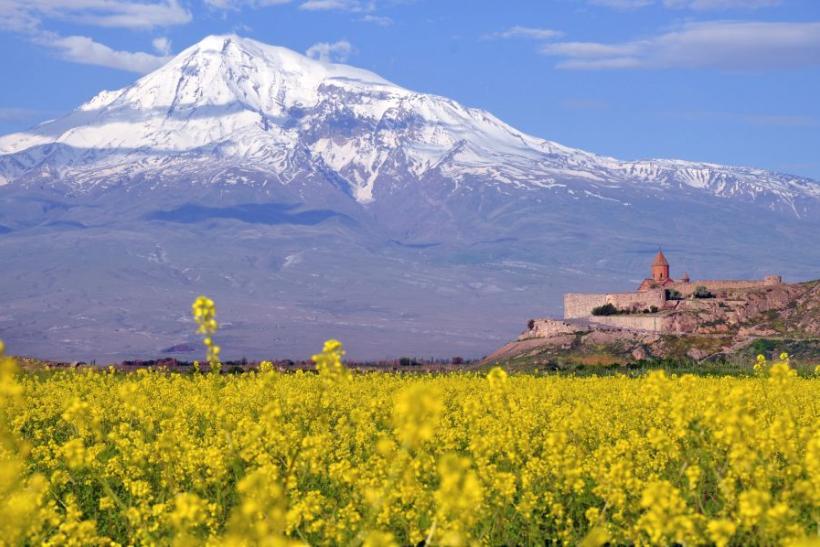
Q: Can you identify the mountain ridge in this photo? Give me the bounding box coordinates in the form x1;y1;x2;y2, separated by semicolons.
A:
0;34;818;215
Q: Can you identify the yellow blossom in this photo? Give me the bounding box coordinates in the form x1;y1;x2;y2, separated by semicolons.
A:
707;519;736;547
192;295;221;373
0;343;817;544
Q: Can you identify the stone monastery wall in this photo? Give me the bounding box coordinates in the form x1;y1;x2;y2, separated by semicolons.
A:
586;315;672;332
564;294;608;319
668;276;782;297
564;290;665;319
607;290;665;312
518;319;579;340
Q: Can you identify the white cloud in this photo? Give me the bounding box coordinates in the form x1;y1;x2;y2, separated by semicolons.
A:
232;23;254;33
35;32;170;73
203;0;291;9
300;0;361;10
152;36;171;55
663;0;781;8
589;0;781;8
486;26;563;40
297;0;406;25
360;14;393;26
588;0;653;8
0;2;183;74
298;0;404;12
0;0;191;32
305;40;354;62
540;21;820;70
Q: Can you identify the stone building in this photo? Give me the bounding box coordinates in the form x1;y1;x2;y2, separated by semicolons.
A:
563;250;782;321
638;250;678;291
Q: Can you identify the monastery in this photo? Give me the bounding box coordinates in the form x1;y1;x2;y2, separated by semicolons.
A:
559;250;782;331
484;254;820;366
487;251;814;364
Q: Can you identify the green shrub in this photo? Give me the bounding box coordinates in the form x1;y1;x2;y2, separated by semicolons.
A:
750;339;777;356
665;289;683;300
591;303;618;316
693;286;714;299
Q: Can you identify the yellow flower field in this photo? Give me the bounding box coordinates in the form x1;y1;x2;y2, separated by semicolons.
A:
1;341;818;546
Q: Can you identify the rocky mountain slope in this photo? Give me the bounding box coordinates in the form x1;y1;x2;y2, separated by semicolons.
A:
0;35;818;361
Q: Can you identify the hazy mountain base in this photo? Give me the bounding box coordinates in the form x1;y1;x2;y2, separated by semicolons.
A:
0;172;820;360
1;176;819;362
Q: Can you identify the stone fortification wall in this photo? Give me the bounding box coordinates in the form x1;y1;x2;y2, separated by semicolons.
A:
564;294;608;319
565;276;783;319
668;276;782;297
564;290;666;319
587;315;673;332
519;319;579;340
606;290;665;312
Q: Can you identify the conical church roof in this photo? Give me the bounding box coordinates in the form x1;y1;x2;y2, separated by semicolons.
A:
652;250;669;267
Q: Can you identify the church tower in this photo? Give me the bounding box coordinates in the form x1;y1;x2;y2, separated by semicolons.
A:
651;250;670;282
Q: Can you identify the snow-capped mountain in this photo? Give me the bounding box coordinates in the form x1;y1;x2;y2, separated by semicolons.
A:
1;34;818;213
0;35;818;361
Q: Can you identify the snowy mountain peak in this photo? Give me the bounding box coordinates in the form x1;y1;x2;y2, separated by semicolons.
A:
0;35;817;213
80;34;401;117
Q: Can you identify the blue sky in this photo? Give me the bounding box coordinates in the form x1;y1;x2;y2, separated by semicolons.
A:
1;0;819;178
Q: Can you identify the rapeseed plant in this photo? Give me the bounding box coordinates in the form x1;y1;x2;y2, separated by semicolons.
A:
192;295;221;373
0;331;817;545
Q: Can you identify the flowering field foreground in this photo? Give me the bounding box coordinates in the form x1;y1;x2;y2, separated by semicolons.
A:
1;344;819;546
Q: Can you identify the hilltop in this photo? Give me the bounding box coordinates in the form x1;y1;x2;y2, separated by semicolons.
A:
484;279;820;371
